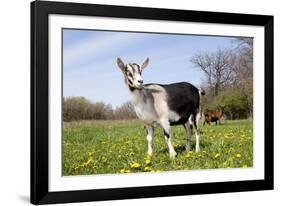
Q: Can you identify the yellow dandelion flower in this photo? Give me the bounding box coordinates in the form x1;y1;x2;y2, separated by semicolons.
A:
130;162;141;169
235;153;241;158
145;159;151;165
85;158;93;165
186;151;194;158
144;166;152;172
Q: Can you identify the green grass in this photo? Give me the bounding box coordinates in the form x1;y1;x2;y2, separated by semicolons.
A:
63;119;253;176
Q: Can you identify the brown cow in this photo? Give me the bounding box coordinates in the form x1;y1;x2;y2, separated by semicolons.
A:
203;109;223;125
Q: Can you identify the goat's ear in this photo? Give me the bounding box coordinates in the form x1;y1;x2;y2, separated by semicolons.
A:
117;57;126;72
141;58;149;70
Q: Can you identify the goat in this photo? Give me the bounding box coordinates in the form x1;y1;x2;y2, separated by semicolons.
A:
203;109;223;125
116;57;205;158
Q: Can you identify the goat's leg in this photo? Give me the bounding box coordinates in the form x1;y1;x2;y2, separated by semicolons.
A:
145;125;154;156
194;111;201;152
184;122;192;152
161;120;176;158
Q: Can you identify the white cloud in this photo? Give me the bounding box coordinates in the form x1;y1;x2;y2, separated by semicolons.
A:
63;32;145;68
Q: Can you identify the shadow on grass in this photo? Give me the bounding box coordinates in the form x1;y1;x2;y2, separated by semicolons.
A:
159;141;212;155
159;145;186;154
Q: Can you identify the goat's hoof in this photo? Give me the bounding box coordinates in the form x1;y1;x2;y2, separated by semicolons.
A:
169;151;177;158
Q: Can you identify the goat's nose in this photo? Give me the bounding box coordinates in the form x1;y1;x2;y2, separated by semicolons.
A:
138;80;143;84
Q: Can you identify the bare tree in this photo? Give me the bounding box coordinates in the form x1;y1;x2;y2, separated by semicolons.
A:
191;48;236;96
233;38;253;117
114;101;137;119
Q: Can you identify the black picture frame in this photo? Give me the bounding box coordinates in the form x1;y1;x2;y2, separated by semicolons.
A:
31;0;274;204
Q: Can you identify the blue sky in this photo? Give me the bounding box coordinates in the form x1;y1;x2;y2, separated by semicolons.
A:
63;29;237;108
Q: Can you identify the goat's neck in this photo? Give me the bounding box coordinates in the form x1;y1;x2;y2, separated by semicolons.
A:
128;87;145;106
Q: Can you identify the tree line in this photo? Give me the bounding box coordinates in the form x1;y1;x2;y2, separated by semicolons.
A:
191;38;253;119
63;97;136;121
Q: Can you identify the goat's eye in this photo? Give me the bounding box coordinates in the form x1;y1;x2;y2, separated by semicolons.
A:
127;72;133;78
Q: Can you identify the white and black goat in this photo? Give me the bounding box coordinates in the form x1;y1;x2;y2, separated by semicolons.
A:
117;57;205;158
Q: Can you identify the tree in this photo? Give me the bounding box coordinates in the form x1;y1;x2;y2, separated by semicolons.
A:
63;97;92;121
190;48;236;96
114;101;137;119
63;97;115;121
191;38;253;119
233;38;253;117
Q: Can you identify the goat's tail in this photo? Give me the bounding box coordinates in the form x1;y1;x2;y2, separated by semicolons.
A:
198;88;206;96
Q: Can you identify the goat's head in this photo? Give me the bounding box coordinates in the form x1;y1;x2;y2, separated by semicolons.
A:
117;57;149;89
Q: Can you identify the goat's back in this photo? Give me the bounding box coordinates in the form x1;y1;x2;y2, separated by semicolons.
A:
158;82;200;116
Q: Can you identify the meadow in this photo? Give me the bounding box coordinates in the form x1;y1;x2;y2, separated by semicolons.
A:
63;119;253;176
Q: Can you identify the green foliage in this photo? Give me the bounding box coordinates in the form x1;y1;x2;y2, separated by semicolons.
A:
201;88;252;119
63;119;253;175
63;97;135;121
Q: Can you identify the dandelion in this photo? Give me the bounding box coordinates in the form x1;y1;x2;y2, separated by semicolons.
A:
130;162;141;169
144;166;152;172
85;158;93;165
101;156;107;162
145;159;151;165
235;153;241;158
120;169;131;173
214;153;220;159
186;151;194;158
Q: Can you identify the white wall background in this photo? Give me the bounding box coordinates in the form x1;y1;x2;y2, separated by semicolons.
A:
0;0;279;205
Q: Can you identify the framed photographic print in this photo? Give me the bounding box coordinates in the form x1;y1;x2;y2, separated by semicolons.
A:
31;0;274;204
